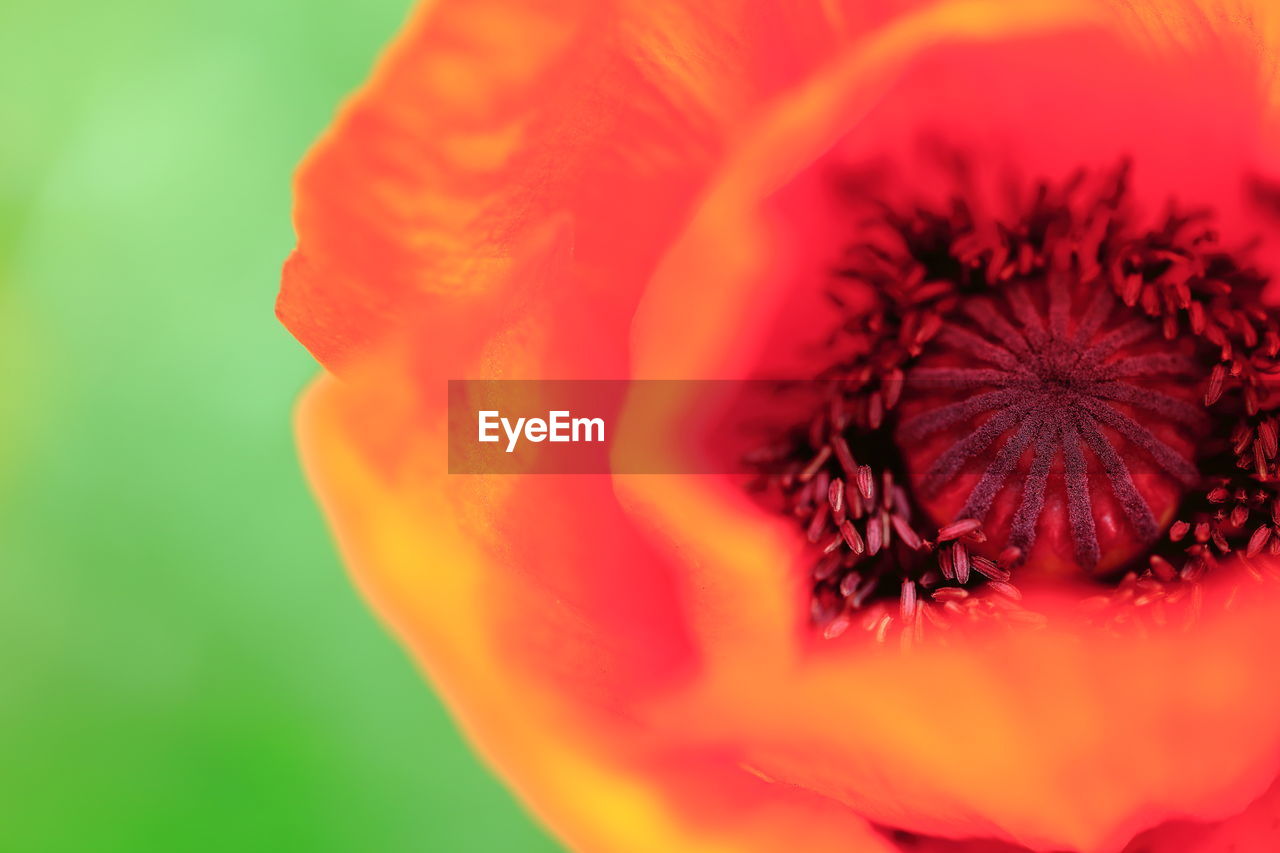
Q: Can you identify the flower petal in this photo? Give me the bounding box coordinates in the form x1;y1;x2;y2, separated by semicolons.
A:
297;371;903;853
618;1;1280;849
630;0;1280;387
279;0;870;369
1124;772;1280;852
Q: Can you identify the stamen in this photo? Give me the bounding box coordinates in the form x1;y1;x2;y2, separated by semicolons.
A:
753;158;1280;639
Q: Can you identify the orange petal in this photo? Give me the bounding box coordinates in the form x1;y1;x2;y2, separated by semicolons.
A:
298;370;904;853
630;0;1280;388
279;0;873;369
616;1;1280;849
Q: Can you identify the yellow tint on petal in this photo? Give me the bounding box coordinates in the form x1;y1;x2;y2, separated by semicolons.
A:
297;373;899;853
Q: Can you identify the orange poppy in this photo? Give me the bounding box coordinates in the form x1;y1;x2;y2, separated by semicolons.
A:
279;1;1280;850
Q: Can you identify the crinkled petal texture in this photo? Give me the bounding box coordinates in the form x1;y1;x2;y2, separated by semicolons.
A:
286;0;1280;851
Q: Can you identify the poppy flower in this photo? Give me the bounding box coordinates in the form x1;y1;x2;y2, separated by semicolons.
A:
279;0;1280;850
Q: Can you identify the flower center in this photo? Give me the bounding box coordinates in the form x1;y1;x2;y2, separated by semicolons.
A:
896;276;1207;577
750;159;1280;641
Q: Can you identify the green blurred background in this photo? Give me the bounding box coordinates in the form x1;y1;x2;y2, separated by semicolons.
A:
1;1;560;850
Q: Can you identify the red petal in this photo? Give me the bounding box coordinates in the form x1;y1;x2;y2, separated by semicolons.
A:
279;0;860;369
617;3;1280;848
